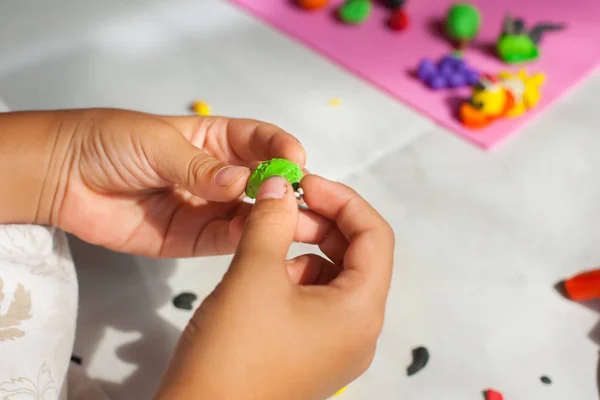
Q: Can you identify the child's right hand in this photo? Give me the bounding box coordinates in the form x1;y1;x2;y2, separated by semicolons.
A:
156;174;395;400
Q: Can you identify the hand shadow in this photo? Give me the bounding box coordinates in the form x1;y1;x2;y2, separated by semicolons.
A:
69;236;180;400
555;280;600;399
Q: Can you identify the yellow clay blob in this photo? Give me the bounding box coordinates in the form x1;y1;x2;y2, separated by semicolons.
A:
192;101;211;116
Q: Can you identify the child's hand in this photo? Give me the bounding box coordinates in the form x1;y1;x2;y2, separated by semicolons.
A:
156;175;395;400
36;109;305;257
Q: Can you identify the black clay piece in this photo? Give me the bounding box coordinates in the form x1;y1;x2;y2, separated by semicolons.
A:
70;355;82;365
406;346;429;376
386;0;406;9
540;376;552;384
173;292;198;310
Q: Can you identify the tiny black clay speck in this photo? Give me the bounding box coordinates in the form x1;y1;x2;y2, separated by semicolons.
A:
173;292;198;310
540;375;552;384
406;346;430;376
70;355;82;365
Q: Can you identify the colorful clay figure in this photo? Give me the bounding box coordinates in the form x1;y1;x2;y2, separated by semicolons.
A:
339;0;371;24
245;158;304;199
496;14;565;64
444;3;481;50
298;0;329;11
459;70;546;129
416;55;480;90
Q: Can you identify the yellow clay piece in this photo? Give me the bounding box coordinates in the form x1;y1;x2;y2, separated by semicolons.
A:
332;386;347;397
498;69;545;117
328;98;342;107
192;101;211;116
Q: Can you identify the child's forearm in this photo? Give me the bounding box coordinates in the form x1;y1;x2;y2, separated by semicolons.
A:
0;111;70;225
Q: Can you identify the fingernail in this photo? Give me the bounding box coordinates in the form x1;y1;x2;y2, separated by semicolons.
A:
214;166;249;187
256;176;288;201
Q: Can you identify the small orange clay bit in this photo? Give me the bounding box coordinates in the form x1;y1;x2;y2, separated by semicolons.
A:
298;0;329;10
564;268;600;301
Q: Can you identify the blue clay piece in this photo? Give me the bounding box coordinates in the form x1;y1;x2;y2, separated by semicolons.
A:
417;59;436;81
419;58;436;70
417;68;432;81
440;55;462;70
440;63;454;78
454;59;467;72
465;69;480;85
416;54;479;90
428;75;447;89
448;73;466;88
437;58;453;71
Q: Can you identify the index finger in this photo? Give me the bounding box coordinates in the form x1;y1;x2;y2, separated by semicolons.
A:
159;115;306;167
301;175;395;295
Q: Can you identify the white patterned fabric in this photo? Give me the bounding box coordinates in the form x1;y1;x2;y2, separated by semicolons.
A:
0;225;107;400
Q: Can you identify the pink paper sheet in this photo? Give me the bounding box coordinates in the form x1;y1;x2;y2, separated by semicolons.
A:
231;0;600;149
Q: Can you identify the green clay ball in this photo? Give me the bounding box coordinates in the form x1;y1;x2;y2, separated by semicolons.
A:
445;3;481;42
339;0;371;25
245;158;303;199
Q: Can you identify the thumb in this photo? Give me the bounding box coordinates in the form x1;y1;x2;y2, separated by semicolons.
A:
148;131;250;202
229;176;298;280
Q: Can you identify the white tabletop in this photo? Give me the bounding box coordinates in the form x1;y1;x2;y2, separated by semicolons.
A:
1;1;599;399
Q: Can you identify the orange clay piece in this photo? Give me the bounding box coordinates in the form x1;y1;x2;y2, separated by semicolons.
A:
298;0;329;10
459;102;493;129
564;268;600;301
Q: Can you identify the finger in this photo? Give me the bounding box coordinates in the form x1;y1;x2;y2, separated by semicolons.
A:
301;175;395;294
146;131;250;202
160;116;306;167
230;206;348;265
228;208;332;247
286;254;342;285
230;177;298;280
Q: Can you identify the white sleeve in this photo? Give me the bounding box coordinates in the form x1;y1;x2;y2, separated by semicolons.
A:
0;225;78;400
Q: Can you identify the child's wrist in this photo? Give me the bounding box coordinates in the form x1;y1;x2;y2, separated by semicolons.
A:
0;111;71;226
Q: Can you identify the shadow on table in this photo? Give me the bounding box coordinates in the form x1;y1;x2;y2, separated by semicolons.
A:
556;281;600;399
69;236;181;400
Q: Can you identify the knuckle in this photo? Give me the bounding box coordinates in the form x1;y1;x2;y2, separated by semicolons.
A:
246;209;291;231
382;221;396;244
188;154;221;185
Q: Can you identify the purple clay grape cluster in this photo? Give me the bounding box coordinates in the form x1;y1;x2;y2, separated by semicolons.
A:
417;55;480;90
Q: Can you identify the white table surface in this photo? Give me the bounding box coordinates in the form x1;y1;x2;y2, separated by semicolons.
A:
1;1;600;399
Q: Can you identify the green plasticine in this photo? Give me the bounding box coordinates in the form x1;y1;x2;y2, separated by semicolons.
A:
339;0;371;25
245;158;303;199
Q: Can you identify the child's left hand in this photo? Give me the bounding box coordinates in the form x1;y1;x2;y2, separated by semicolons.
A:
15;109;306;257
